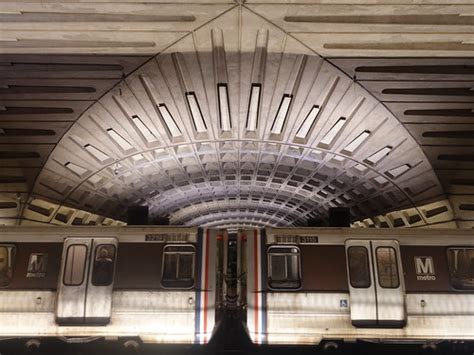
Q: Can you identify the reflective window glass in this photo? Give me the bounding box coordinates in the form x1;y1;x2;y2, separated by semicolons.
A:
348;246;371;288
376;247;399;288
0;245;16;287
268;247;301;289
447;248;474;290
91;244;116;286
161;245;195;288
63;245;87;286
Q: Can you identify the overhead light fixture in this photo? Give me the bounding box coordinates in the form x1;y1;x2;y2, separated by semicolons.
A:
157;104;182;138
64;162;88;177
374;176;389;186
185;92;207;133
106;128;133;151
386;164;411;179
271;94;292;135
132;153;146;162
365;146;392;166
131;115;158;143
246;84;261;132
342;130;371;155
319;117;347;148
84;144;110;163
217;84;232;131
296;105;320;139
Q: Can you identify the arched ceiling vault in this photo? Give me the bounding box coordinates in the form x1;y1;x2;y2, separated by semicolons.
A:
0;0;473;228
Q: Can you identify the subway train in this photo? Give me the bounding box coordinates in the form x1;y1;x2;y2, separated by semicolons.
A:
0;226;473;349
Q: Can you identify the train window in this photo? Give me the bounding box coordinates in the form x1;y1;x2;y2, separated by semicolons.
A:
268;246;301;289
447;248;474;290
0;245;16;287
376;247;399;288
161;245;195;288
347;246;371;288
63;244;88;286
91;244;116;287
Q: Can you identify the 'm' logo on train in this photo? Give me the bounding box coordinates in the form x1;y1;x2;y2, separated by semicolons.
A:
414;256;436;281
27;253;48;278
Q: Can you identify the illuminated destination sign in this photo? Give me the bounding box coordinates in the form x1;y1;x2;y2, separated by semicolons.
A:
299;236;319;244
145;233;191;242
274;235;319;244
145;234;165;241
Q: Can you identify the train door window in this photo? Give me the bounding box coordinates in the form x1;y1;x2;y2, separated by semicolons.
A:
0;245;16;287
63;244;88;286
376;247;399;288
347;246;371;288
161;245;195;288
91;244;116;286
447;248;474;290
268;246;301;289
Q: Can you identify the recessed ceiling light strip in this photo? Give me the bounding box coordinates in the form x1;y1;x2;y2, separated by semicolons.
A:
365;145;393;166
113;95;159;145
246;84;261;131
64;161;88;177
296;105;320;139
140;75;183;140
84;143;110;163
131;115;158;143
245;30;268;134
106;128;133;151
171;53;208;135
318;97;365;149
319;117;347;147
271;55;307;136
386;164;411;179
342;130;371;155
185;92;207;133
158;104;182;138
271;94;293;135
293;77;339;142
218;84;232;131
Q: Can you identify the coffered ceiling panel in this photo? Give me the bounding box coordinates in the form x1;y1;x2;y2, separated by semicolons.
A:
2;0;474;228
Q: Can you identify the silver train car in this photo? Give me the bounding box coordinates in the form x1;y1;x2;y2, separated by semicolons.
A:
0;226;473;349
244;228;474;347
0;226;219;346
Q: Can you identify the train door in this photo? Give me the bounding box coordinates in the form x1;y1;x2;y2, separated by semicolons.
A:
345;239;406;328
56;237;117;325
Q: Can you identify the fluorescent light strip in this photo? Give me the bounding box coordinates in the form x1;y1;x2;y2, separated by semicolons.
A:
271;94;292;135
246;84;261;131
84;144;110;163
132;153;145;161
218;84;232;131
365;146;392;165
64;162;88;176
185;92;207;133
296;105;320;139
319;117;347;147
342;130;371;155
106;128;133;151
157;104;182;138
386;164;411;179
131;115;157;143
374;176;389;186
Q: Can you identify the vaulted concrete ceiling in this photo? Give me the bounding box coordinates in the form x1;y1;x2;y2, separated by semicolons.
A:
0;0;472;229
